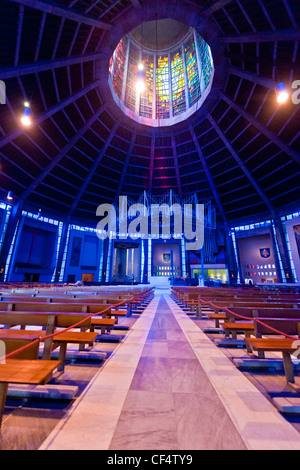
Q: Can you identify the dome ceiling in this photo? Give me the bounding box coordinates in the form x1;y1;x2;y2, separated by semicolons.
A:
0;0;299;229
130;19;192;51
108;24;214;127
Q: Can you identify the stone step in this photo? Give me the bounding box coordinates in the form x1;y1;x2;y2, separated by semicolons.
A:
96;334;124;342
203;328;225;334
112;325;130;331
272;397;300;414
215;339;246;348
8;383;78;400
39;348;107;362
233;357;300;370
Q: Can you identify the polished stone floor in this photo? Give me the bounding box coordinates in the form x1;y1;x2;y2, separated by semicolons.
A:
39;291;300;451
108;295;246;450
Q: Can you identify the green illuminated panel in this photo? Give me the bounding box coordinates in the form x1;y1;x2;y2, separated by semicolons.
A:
196;32;213;90
184;36;201;107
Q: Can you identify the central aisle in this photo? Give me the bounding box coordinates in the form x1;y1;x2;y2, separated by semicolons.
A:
40;291;300;451
108;294;247;450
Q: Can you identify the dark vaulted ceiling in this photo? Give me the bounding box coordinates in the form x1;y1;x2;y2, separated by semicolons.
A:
0;0;300;229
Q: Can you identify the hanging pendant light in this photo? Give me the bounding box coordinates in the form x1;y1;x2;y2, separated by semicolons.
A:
275;82;289;104
21;101;33;126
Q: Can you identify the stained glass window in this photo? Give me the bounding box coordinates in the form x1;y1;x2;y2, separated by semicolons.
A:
139;52;154;118
109;54;114;76
156;55;170;119
196;32;213;91
171;50;186;116
112;37;128;100
108;27;214;126
184;36;201;107
125;42;139;112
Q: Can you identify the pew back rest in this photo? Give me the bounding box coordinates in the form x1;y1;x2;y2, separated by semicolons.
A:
0;312;53;327
55;313;92;328
14;302;86;313
254;308;300;336
0;302;111;315
254;308;300;319
224;307;254;319
0;311;92;329
225;306;299;320
1;338;39;360
254;318;300;336
213;302;299;309
0;296;130;305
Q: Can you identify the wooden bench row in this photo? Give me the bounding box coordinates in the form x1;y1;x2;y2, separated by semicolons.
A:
0;311;114;367
0;286;155;315
0;358;61;426
171;286;300;318
0;310;100;427
172;286;300;383
0;286;155;427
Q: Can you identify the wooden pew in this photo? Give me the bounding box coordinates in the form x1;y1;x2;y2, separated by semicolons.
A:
0;290;154;316
0;297;131;347
0;311;103;371
0;295;130;303
0;296;153;323
171;289;300;356
209;301;300;312
206;302;299;327
0;359;60;426
252;309;300;338
208;307;299;350
220;307;300;333
0;336;60;426
0;300;115;316
245;338;299;383
0;333;40;360
221;307;300;380
171;286;300;303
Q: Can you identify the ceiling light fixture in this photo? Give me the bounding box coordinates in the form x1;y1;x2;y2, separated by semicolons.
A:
275;82;289;104
21;101;33;126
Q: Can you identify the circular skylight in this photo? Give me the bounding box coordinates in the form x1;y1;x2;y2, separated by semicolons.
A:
108;20;214;127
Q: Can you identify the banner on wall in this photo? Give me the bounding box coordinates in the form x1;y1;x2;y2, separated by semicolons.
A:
260;248;271;258
70;236;82;267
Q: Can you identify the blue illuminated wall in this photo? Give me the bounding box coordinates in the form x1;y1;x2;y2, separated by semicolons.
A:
0;197;299;286
8;216;58;282
63;227;103;283
285;214;300;282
